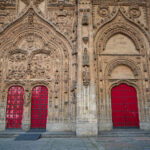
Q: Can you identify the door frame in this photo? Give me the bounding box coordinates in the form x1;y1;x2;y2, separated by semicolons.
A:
111;83;139;128
109;81;141;129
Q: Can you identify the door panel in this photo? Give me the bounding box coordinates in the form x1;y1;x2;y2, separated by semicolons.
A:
111;84;139;128
6;86;24;128
31;86;48;129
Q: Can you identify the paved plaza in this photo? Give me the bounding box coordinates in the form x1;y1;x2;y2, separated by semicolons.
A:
0;136;150;150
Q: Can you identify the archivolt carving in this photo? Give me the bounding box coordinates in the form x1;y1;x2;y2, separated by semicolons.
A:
101;26;140;51
95;19;145;54
30;81;49;87
0;8;73;55
0;7;75;123
105;59;140;77
109;80;140;96
4;81;25;89
94;8;150;48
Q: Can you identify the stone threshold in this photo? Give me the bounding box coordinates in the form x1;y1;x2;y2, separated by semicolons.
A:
99;129;150;137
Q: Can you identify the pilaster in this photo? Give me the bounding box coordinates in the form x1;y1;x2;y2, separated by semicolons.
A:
76;0;98;136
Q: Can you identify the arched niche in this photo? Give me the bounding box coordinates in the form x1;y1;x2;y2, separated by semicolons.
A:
110;65;135;79
103;34;138;54
106;59;140;78
94;11;147;55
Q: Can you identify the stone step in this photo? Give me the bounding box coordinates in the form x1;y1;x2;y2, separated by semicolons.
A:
99;129;150;137
0;131;76;138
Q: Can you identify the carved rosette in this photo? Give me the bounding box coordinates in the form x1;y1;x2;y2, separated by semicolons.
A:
129;6;141;18
98;6;110;18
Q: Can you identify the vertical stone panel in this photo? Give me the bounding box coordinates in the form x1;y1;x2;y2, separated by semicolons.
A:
76;0;98;136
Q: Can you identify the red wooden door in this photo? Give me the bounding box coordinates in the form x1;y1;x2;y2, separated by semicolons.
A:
31;86;48;129
6;86;24;128
111;84;139;128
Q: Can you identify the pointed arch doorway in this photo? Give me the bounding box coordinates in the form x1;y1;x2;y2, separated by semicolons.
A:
31;86;48;129
111;83;139;128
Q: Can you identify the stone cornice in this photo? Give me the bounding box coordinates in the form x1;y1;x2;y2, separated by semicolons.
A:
92;0;147;6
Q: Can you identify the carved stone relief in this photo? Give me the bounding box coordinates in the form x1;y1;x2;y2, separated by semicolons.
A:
17;35;44;51
47;1;76;47
0;0;149;135
129;6;141;18
82;66;90;87
0;0;17;30
48;0;75;5
98;6;110;18
30;53;53;79
7;52;27;80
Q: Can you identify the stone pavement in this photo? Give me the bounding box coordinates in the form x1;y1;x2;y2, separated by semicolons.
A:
0;136;150;150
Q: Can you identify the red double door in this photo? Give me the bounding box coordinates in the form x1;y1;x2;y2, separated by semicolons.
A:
111;84;139;128
6;86;24;128
31;86;48;129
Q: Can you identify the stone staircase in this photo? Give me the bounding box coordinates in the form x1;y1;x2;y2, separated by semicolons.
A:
0;130;76;138
99;129;150;137
1;129;150;138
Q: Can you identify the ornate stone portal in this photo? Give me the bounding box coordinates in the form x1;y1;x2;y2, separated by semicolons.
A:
0;0;150;136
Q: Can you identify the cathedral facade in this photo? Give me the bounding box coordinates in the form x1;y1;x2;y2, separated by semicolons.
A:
0;0;150;136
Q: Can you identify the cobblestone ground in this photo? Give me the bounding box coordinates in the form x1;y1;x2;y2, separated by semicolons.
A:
0;137;150;150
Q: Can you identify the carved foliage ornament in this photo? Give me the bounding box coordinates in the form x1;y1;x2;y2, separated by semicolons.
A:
129;6;141;18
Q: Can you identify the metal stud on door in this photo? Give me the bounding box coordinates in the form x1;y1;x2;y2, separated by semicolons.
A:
6;86;24;129
111;84;139;128
31;86;48;129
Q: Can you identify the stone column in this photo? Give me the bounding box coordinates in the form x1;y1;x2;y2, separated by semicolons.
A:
76;0;98;136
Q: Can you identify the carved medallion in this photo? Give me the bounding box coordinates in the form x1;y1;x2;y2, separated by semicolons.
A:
129;6;141;18
98;6;109;18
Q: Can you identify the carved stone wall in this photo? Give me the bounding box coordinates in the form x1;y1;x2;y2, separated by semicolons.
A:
94;0;150;132
0;5;76;132
0;0;149;136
